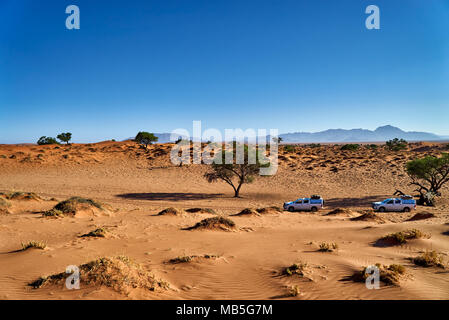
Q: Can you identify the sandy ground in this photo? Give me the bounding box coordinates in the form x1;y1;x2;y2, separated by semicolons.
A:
0;141;448;300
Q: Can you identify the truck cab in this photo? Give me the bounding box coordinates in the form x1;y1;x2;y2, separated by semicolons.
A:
283;195;324;212
372;196;416;212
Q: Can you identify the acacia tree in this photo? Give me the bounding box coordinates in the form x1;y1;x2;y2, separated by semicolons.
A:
406;153;449;206
204;145;268;198
135;131;158;150
57;132;72;145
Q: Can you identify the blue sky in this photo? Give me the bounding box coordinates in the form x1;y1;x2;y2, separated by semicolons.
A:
0;0;448;143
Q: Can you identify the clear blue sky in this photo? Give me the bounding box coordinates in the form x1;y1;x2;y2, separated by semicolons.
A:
1;0;448;143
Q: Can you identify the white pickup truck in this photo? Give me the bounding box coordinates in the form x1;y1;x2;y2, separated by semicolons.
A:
372;196;416;212
283;196;324;212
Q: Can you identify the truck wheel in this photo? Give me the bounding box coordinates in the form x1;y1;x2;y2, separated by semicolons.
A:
378;207;386;212
288;207;295;212
311;207;318;212
403;207;410;213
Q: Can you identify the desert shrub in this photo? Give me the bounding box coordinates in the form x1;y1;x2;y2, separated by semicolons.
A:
379;229;428;245
288;285;301;297
282;262;309;276
340;144;360;151
42;209;64;218
80;228;107;238
37;136;59;145
158;207;182;216
412;250;446;269
29;256;169;293
305;143;321;148
0;198;11;208
54;197;103;213
283;145;296;153
366;144;378;150
184;217;236;231
318;242;338;252
21;241;46;250
386;138;408;151
352;263;405;286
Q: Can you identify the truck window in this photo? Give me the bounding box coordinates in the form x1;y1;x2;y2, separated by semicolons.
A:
387;200;394;204
304;200;309;204
296;200;302;204
395;200;401;204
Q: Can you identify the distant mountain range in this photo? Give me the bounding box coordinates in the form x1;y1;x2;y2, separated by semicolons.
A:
128;125;445;144
278;125;443;143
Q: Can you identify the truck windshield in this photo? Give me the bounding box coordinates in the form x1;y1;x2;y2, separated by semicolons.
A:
382;199;391;203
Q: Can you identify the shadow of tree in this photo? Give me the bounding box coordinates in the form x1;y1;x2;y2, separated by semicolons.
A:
115;192;224;201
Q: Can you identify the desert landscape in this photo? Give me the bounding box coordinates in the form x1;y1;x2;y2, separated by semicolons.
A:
1;140;448;300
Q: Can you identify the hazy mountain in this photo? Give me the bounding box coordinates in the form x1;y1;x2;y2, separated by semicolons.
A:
279;125;442;143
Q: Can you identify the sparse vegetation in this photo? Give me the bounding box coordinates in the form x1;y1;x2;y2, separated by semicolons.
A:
168;254;219;264
379;229;428;245
406;153;449;206
386;138;408;151
21;241;46;251
37;136;59;145
412;251;446;269
352;263;406;286
340;144;360;151
318;242;338;252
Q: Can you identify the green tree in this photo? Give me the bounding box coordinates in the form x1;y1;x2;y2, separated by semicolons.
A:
37;136;59;145
386;138;408;151
57;132;72;145
204;145;268;198
135;131;158;149
406;153;449;206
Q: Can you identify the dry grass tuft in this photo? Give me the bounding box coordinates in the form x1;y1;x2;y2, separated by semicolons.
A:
288;285;301;297
282;262;309;276
2;191;41;201
256;206;283;214
185;208;216;214
168;254;219;264
233;208;260;216
318;242;339;252
21;241;47;251
29;256;169;293
412;251;447;269
184;216;236;231
158;207;182;216
350;211;385;223
351;263;406;286
379;229;429;246
80;228;107;238
407;212;436;221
